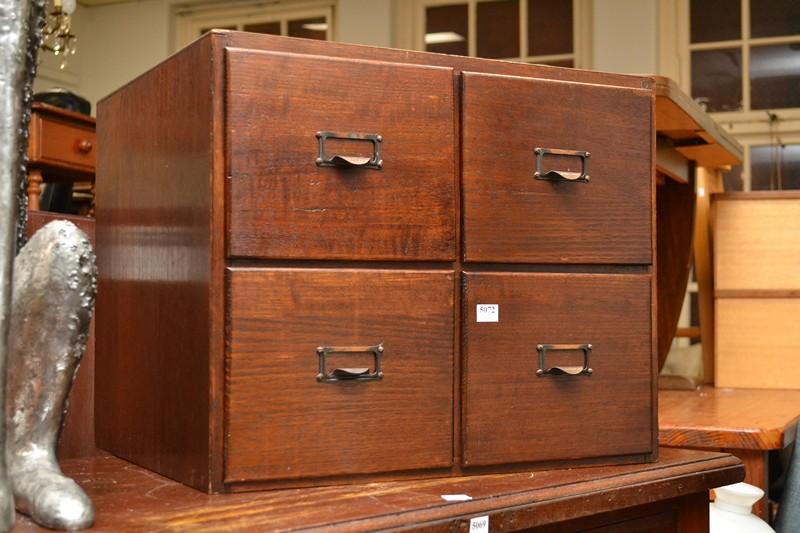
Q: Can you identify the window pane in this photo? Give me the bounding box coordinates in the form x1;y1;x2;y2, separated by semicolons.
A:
751;0;800;38
722;164;743;190
528;0;572;56
243;22;280;35
477;0;520;59
752;144;800;190
690;0;741;43
426;4;468;55
691;48;742;112
288;17;327;40
750;44;800;110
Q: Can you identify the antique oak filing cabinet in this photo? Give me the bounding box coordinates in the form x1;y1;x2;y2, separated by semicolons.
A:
96;31;657;493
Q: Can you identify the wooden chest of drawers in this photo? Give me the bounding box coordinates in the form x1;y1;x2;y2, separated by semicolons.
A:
96;31;657;493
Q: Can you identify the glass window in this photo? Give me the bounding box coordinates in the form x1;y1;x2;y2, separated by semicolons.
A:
750;43;800;110
288;17;327;40
751;144;800;190
425;4;469;56
243;22;280;35
690;0;741;43
691;48;743;112
477;0;519;59
528;0;573;56
750;0;800;38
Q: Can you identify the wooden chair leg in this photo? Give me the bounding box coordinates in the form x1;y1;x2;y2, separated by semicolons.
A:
27;169;42;211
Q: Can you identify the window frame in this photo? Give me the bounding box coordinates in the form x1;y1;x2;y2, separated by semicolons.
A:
172;0;334;52
660;0;800;190
396;0;592;68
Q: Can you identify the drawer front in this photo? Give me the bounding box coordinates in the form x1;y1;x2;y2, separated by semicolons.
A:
30;115;96;172
226;49;456;261
462;72;652;264
226;268;455;482
462;272;653;467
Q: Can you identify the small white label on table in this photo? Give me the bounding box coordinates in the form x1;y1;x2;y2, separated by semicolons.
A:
440;494;473;502
476;304;499;323
470;515;489;532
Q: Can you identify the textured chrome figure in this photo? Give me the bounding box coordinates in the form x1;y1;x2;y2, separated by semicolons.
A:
0;0;96;530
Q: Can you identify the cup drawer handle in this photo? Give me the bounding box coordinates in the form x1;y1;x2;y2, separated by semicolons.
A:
534;147;590;183
316;131;383;170
316;343;384;383
536;343;593;377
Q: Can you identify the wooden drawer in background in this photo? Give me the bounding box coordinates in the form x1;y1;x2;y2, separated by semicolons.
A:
461;72;652;264
461;272;653;467
225;267;455;483
225;49;457;261
29;111;96;174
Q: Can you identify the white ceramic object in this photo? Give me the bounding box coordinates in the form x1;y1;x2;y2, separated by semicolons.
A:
710;482;775;533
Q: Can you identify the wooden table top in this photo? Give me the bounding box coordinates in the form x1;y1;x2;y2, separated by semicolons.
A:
659;386;800;450
14;449;742;532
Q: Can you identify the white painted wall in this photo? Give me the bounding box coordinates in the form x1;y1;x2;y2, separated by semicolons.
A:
336;0;392;47
592;0;659;74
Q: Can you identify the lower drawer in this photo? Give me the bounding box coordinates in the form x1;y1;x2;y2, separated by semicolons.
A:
225;267;455;483
462;272;653;467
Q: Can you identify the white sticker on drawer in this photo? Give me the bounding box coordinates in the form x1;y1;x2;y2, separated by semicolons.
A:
476;304;499;323
470;516;489;533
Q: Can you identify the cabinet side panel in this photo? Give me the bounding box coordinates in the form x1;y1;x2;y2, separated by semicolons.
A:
95;36;215;490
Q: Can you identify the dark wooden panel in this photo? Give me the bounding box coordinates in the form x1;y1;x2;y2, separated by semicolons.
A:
226;49;456;261
26;211;96;459
14;449;741;532
95;35;219;491
462;272;653;466
462;72;652;264
656;177;695;368
226;268;455;482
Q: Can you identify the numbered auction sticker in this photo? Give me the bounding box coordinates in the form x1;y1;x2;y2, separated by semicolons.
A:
470;515;489;533
476;304;499;323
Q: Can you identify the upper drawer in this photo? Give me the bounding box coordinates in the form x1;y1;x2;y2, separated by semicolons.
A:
462;72;652;264
225;49;457;261
29;113;96;173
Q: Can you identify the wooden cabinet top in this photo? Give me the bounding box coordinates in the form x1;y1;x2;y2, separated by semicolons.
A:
15;449;742;532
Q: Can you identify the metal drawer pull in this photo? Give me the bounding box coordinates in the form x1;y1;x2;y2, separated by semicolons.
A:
316;131;383;170
534;147;590;183
316;343;384;383
536;343;593;377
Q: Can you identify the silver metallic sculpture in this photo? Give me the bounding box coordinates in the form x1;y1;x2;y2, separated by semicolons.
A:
0;0;96;530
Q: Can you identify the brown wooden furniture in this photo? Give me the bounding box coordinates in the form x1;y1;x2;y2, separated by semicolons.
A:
25;211;97;460
652;76;743;383
96;31;658;493
659;386;800;518
26;102;95;213
14;448;742;532
714;192;800;389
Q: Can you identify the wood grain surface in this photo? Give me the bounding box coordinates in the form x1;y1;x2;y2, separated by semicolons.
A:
462;272;653;466
461;71;652;264
714;194;800;291
226;49;456;261
11;449;742;532
95;35;221;491
27;102;96;179
716;298;800;389
226;268;455;484
659;386;800;449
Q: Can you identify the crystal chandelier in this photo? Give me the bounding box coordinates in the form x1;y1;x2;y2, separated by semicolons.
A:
41;0;77;69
